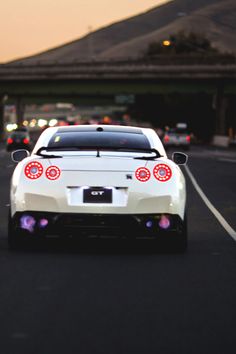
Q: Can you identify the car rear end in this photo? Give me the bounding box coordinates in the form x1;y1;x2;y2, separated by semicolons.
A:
11;153;185;240
9;125;187;250
163;129;190;150
7;131;31;151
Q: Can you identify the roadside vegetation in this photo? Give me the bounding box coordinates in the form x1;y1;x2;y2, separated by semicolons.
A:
144;31;235;63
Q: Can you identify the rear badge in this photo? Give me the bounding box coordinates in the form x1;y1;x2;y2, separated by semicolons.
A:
126;174;133;180
83;188;112;203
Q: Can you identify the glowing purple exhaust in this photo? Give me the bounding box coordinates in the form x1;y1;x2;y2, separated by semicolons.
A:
20;215;49;233
20;215;36;233
145;220;153;229
38;219;49;228
158;215;171;230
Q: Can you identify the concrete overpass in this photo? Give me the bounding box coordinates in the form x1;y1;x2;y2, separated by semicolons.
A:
0;59;236;142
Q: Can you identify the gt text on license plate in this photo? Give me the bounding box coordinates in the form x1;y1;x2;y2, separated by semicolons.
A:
83;188;112;203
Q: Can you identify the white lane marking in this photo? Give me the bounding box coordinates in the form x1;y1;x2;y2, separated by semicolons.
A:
184;165;236;242
218;158;236;163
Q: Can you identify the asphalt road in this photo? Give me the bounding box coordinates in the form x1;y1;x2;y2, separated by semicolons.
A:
0;145;235;354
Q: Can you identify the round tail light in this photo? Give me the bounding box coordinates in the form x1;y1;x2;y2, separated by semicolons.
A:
164;135;170;143
24;161;43;179
46;166;61;180
153;164;172;182
7;138;13;144
135;167;151;182
23;138;29;144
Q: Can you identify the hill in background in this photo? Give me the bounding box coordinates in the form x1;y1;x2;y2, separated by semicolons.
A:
10;0;236;64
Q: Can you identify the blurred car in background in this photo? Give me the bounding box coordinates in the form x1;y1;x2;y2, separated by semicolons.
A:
163;123;191;150
6;128;31;152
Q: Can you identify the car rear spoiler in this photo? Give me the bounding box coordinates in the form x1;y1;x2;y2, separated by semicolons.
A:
36;146;162;160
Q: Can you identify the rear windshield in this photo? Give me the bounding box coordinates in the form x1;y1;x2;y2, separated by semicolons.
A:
176;128;188;134
11;132;27;138
168;129;188;135
48;131;151;150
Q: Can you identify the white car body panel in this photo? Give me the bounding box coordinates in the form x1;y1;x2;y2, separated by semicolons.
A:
10;125;187;225
11;156;186;218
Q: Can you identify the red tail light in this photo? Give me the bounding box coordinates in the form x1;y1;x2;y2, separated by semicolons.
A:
25;162;43;179
46;166;61;180
186;135;191;142
164;135;169;142
7;138;13;144
23;138;29;144
135;167;151;182
153;164;172;182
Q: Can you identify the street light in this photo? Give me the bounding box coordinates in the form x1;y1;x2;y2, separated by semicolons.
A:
162;40;171;47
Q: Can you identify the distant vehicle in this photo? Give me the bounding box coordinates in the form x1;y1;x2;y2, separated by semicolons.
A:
163;123;191;150
9;124;188;251
55;116;80;126
6;129;31;152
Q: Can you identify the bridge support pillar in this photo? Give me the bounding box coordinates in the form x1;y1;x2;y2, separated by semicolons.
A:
0;95;8;140
0;100;4;140
16;97;25;126
215;86;228;135
212;85;229;147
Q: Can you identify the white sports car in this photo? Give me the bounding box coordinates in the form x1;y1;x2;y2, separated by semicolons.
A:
9;125;188;251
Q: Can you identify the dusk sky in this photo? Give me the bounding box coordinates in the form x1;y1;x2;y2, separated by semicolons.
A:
0;0;170;63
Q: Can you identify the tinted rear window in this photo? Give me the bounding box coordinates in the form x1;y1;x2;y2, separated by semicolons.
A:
48;131;151;150
11;132;27;138
176;128;188;134
168;129;188;135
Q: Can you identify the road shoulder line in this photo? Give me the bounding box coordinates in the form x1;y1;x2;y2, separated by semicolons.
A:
184;165;236;242
218;158;236;163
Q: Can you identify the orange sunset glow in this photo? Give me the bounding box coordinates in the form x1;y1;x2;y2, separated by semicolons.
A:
0;0;170;63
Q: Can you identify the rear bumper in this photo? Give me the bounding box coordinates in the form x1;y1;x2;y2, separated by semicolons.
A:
7;143;30;151
12;211;185;239
163;142;190;148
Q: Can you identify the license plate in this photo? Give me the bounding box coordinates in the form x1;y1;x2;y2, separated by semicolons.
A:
83;188;112;203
